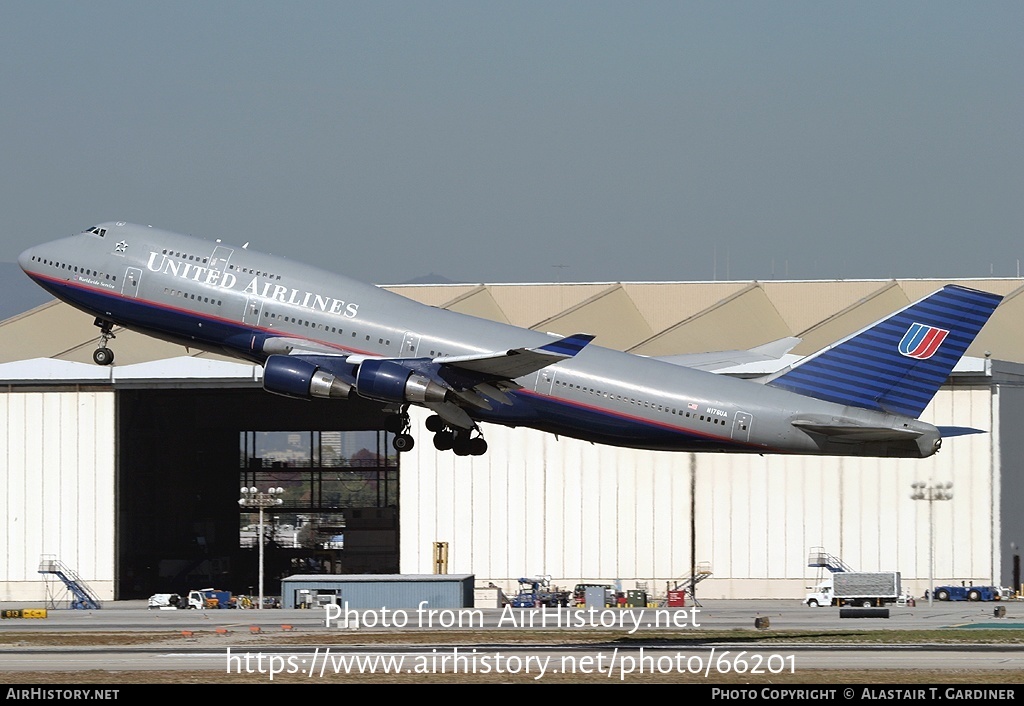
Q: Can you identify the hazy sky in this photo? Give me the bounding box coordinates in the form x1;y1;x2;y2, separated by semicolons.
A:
2;1;1021;284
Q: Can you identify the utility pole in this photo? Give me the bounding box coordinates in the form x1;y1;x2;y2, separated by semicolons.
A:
239;487;284;609
911;481;953;607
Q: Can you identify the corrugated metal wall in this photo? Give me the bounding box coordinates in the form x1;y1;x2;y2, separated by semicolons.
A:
0;382;1001;603
0;390;115;601
399;386;997;599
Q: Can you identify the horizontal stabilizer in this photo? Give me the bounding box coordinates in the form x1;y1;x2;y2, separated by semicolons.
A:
656;337;801;372
767;285;1002;418
790;418;923;442
936;426;986;438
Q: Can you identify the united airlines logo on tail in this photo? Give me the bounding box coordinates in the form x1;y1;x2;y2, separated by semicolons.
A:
898;323;949;360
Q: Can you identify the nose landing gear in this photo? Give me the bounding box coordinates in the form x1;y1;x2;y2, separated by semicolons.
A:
93;318;116;366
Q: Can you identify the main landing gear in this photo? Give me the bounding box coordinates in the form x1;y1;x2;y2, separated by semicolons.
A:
385;411;415;453
93;318;116;366
384;410;489;456
426;415;488;456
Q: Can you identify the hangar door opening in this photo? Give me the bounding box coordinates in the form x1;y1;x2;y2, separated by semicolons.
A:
116;388;398;600
239;430;399;577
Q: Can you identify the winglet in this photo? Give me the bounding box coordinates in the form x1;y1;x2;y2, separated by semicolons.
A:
534;333;596;358
766;285;1002;418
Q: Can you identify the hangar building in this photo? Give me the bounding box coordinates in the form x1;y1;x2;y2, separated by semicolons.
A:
2;277;1023;602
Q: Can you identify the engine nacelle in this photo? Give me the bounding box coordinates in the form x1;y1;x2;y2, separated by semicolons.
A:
355;359;447;404
263;355;352;400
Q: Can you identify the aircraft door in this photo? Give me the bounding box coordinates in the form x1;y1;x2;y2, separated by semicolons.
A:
243;297;263;325
536;368;556;394
732;412;753;442
209;246;233;271
122;267;142;298
400;332;420;358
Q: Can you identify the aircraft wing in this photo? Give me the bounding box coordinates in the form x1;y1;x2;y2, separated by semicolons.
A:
653;337;801;372
422;333;596;419
339;333;596;381
261;333;595;428
434;333;596;381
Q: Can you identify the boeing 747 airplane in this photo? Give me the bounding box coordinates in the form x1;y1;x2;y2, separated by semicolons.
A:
19;222;1003;458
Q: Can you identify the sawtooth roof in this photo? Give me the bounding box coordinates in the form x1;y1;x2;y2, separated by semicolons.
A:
2;278;1022;366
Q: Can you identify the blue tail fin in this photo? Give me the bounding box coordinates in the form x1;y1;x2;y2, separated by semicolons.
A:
766;285;1002;418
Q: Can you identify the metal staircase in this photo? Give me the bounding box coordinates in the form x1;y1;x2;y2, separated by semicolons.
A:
671;561;713;606
807;546;853;573
38;555;102;610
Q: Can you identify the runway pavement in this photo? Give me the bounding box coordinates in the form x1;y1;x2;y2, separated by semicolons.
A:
1;599;1022;683
2;598;1020;633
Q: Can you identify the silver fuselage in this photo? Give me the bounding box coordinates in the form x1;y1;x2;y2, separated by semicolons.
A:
19;222;942;457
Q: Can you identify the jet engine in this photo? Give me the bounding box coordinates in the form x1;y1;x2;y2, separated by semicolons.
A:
354;359;448;404
262;355;353;400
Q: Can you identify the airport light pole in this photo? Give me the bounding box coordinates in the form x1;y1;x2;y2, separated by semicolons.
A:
239;487;284;609
911;481;953;607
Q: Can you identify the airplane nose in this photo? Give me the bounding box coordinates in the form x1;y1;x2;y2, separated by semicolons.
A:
18;246;34;273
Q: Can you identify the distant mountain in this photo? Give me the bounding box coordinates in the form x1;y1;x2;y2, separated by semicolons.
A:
0;262;53;320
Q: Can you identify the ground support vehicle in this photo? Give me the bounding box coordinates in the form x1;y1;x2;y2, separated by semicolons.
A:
805;572;902;607
510;577;570;607
933;584;1001;602
187;588;236;609
147;593;182;609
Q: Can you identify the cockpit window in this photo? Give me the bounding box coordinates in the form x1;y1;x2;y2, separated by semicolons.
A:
85;226;107;237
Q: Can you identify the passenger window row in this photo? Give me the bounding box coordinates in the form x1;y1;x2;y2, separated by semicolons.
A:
28;256;116;282
263;311;392;347
231;264;282;280
162;288;223;306
553;378;729;424
161;249;208;264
